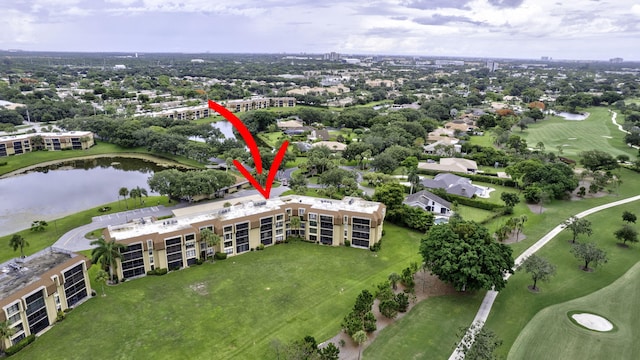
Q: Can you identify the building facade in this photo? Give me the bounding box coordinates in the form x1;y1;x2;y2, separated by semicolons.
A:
224;97;296;113
0;131;95;157
104;196;386;280
0;250;92;351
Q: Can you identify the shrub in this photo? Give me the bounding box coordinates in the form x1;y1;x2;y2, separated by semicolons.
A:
156;268;168;275
257;243;265;251
5;334;36;356
56;310;66;322
395;293;409;312
363;311;377;332
369;240;382;252
214;252;228;260
0;161;8;166
344;239;351;247
91;290;97;297
379;299;399;319
195;258;204;265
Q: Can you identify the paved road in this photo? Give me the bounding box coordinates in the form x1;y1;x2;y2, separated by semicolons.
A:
449;194;640;360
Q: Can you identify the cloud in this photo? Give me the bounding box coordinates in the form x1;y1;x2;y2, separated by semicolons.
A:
403;0;472;10
413;14;485;26
487;0;525;8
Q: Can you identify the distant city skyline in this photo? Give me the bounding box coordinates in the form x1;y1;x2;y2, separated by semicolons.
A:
1;0;639;61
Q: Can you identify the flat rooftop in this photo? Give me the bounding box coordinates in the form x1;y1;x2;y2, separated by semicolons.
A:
0;250;77;300
108;195;383;240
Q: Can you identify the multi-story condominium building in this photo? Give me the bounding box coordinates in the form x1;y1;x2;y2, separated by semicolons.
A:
224;97;296;113
104;195;386;280
0;249;92;351
0;131;94;157
137;104;212;120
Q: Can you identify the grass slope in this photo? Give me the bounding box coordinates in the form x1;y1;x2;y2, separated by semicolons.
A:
508;261;640;360
363;293;484;360
11;224;422;360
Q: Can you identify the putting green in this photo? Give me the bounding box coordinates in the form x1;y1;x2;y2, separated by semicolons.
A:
508;261;640;359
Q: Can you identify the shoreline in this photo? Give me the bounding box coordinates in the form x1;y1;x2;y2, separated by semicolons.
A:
0;152;195;179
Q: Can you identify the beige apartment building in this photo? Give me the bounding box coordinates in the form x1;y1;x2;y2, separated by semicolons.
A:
0;250;92;351
0;131;95;157
224;97;296;112
104;195;386;280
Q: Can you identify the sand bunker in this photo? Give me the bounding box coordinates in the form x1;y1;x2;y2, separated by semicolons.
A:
571;313;613;331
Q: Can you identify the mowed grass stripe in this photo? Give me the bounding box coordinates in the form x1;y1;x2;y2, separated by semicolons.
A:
11;224;422;360
508;261;640;360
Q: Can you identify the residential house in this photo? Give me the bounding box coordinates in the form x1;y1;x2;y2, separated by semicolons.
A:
418;158;478;174
403;190;452;216
421;173;483;198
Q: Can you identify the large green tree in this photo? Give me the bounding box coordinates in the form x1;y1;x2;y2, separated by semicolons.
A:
571;242;607;271
579;150;618;172
373;183;405;210
563;216;593;243
420;220;514;291
614;224;638;246
521;254;556;291
90;237;128;282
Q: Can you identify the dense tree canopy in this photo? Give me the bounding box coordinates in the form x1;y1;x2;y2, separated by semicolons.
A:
420;220;514;291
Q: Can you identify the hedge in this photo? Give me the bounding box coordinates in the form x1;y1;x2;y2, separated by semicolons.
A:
5;334;36;356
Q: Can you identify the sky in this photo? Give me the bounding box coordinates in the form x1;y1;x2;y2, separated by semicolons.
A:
1;0;639;61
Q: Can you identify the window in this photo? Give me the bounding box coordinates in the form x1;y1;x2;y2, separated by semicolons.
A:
276;214;284;221
286;208;292;216
121;243;145;279
6;303;19;315
165;237;184;270
298;208;305;216
344;216;348;225
25;290;49;335
64;263;88;306
308;213;317;220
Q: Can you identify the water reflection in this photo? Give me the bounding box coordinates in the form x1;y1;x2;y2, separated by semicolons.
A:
0;157;169;236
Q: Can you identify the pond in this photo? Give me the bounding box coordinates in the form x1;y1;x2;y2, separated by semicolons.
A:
554;111;589;121
0;156;172;236
211;121;236;139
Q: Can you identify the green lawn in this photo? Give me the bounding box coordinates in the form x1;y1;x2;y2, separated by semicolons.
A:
508;261;640;360
518;107;637;161
486;201;640;358
12;224;423;360
364;292;484;360
0;196;174;264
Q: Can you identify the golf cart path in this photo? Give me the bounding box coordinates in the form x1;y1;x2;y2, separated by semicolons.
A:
449;194;640;360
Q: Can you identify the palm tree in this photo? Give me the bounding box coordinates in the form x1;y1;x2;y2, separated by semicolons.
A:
30;220;49;232
129;187;141;207
95;270;109;297
119;187;129;209
290;216;301;237
9;234;29;258
388;272;401;290
90;237;127;283
139;187;148;205
200;228;220;260
353;330;368;360
0;320;16;350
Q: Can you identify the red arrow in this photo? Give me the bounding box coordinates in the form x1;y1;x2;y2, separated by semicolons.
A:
208;100;289;199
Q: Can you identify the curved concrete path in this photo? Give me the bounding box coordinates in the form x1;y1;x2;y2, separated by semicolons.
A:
449;194;640;359
609;110;639;150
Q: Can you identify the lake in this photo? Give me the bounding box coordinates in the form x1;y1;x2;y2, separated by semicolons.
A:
0;157;169;236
